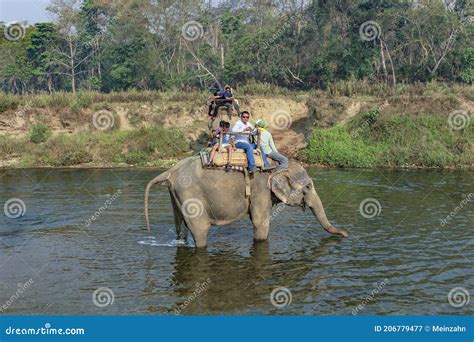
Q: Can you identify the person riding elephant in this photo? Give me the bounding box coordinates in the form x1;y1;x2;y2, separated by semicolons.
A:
145;157;348;248
254;119;288;172
222;85;242;117
232;111;271;174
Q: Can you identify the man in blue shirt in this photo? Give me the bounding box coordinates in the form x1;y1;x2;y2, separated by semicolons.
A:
221;85;242;118
215;86;240;120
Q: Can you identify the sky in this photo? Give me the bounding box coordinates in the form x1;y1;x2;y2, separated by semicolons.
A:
0;0;51;24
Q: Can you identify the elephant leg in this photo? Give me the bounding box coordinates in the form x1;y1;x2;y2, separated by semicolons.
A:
170;193;187;240
173;207;209;248
169;187;210;247
177;197;210;248
186;221;210;248
251;215;270;241
249;191;272;242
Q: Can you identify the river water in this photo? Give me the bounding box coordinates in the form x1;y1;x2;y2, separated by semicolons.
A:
0;168;472;315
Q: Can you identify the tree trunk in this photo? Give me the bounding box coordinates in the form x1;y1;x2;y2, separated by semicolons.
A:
383;39;396;85
220;45;224;69
380;39;388;84
47;74;53;93
69;39;76;93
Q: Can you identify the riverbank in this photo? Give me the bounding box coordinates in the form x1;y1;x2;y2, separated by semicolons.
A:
0;81;472;169
301;111;473;169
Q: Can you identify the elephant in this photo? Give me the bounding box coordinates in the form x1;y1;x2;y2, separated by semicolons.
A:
144;156;348;248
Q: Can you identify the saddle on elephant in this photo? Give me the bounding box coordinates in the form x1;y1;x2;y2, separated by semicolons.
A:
200;131;270;170
207;147;265;168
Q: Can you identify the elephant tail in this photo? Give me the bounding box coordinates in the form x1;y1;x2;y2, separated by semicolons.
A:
145;171;171;232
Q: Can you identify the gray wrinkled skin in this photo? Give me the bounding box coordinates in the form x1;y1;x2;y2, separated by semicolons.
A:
145;156;348;248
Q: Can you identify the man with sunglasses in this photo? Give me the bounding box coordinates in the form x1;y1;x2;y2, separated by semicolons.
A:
232;111;271;174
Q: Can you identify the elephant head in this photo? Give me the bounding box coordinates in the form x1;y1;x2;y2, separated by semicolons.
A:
270;163;348;238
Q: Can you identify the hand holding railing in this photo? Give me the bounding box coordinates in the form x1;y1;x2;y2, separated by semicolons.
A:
217;131;261;152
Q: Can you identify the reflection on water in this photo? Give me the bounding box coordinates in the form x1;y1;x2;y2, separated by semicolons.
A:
0;168;472;315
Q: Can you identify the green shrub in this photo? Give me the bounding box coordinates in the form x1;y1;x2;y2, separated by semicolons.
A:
305;125;382;168
26;126;190;166
0;94;19;112
46;92;73;108
71;92;94;112
237;81;293;96
70;101;81;113
110;126;188;164
104;90;163;103
29;94;49;108
122;151;148;165
93;101;112;112
39;134;91;166
29;123;51;143
328;80;393;97
0;135;27;157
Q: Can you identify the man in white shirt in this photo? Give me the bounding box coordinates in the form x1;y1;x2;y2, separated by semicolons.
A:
232;111;270;174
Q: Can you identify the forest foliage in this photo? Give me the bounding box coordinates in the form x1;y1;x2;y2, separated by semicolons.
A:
0;0;472;94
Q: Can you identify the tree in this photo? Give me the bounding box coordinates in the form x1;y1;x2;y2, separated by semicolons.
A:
47;0;94;92
0;0;472;93
27;23;59;92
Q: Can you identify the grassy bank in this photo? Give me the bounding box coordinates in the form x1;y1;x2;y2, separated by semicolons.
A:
0;81;472;169
301;109;473;168
0;127;190;167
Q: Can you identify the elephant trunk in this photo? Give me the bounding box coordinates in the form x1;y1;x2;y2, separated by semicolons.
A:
305;187;348;238
144;172;170;232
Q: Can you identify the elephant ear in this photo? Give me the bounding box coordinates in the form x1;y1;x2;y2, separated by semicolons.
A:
270;173;294;205
270;172;312;206
271;172;302;206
